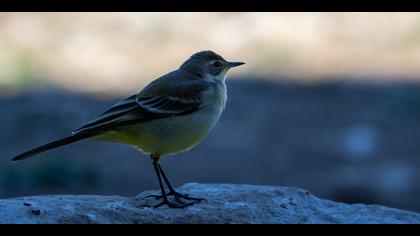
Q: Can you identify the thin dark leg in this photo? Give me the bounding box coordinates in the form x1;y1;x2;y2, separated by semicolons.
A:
143;163;204;203
140;156;194;209
157;164;184;204
158;164;178;193
158;164;204;202
153;162;170;205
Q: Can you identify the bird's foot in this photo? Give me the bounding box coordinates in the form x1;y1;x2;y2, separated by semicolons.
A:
140;198;196;209
171;192;205;202
143;191;205;203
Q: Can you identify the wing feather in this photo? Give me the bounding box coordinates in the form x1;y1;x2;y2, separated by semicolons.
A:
73;71;212;134
73;94;202;134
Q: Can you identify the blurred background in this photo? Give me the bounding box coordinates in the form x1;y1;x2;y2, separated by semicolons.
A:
1;12;420;212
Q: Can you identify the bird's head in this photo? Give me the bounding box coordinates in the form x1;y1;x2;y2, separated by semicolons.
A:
180;50;245;81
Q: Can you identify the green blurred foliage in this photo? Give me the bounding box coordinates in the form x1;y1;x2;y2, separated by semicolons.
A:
0;49;43;88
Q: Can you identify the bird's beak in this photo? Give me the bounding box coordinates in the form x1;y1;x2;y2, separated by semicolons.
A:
227;61;245;68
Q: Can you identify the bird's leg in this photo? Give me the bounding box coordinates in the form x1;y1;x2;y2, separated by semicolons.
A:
158;164;205;203
142;163;204;204
141;156;193;209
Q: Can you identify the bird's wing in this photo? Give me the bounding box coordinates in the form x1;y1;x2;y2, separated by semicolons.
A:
73;74;211;134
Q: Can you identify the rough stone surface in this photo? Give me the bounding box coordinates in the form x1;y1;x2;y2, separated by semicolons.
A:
0;183;419;224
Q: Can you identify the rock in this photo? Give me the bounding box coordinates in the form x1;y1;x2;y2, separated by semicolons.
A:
0;183;419;224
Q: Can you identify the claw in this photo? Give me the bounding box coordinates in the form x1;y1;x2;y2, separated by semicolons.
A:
143;191;204;203
173;192;205;202
170;192;205;202
140;199;195;209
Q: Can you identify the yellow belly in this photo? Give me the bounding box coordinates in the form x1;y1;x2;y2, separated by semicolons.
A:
94;108;221;157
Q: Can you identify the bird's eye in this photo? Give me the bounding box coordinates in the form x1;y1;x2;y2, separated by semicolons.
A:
213;61;222;68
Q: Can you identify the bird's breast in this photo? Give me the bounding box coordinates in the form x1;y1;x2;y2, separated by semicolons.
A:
201;80;227;112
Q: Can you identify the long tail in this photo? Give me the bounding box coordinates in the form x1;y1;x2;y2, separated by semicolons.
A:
11;132;95;161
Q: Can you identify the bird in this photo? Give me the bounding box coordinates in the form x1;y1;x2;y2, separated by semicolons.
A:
11;50;245;208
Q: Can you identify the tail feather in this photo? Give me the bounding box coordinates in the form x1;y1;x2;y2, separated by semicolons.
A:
11;132;94;161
